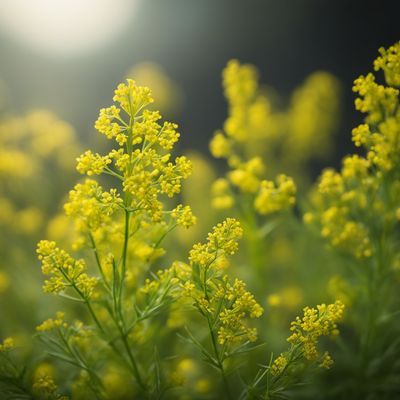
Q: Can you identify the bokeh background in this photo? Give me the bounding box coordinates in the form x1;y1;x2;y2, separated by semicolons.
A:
0;0;399;166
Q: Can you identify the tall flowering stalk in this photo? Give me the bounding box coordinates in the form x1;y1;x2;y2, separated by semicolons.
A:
36;79;195;398
305;42;400;396
179;218;264;398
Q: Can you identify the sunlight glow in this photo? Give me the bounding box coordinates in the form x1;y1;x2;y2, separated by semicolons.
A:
0;0;137;56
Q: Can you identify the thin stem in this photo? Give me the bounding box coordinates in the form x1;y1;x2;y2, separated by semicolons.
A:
207;315;232;400
201;265;231;398
118;209;131;311
87;299;146;392
119;328;146;391
88;232;111;292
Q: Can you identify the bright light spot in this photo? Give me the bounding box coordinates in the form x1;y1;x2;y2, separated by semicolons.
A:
0;0;137;56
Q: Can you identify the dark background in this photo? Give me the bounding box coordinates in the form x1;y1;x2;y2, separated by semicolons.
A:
0;0;399;168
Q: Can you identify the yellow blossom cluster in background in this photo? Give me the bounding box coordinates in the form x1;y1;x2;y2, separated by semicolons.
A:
209;59;340;217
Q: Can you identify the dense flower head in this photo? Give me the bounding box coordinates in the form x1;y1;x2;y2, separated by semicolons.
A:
37;240;97;298
307;165;374;259
270;301;344;376
307;43;400;261
373;42;400;87
228;157;265;193
181;273;264;347
64;179;122;238
352;42;400;172
216;278;264;344
171;205;197;228
36;312;68;332
113;79;154;113
76;150;112;176
287;300;344;362
254;174;296;215
74;79;193;224
189;218;243;268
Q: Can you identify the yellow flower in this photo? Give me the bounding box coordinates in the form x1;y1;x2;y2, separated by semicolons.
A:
76;150;112;176
37;241;97;298
254;175;296;215
271;354;288;376
373;41;400;87
171;205;197;228
0;337;14;352
36;312;67;332
287;301;344;362
209;131;232;159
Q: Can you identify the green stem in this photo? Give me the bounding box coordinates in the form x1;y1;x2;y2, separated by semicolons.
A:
120;210;130;294
207;317;232;400
88;232;110;292
200;257;231;398
119;328;146;391
56;327;105;399
87;299;146;392
63;274;142;391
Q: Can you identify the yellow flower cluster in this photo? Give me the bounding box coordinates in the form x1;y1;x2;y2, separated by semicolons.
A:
353;75;398;125
307;43;400;260
270;354;287;376
374;42;400;87
0;337;14;352
32;374;67;400
352;42;400;172
64;179;122;246
209;60;340;217
76;79;193;223
36;312;68;332
209;60;306;215
254;175;296;215
113;79;153;114
95;105;123;141
270;301;344;377
288;300;344;362
189;218;243;267
228;157;265;193
33;375;57;394
76;150;112;176
217;277;264;344
182;219;263;347
307;163;373;258
37;241;97;298
171;205;197;228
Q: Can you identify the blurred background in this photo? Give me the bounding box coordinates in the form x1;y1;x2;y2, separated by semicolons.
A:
0;0;399;163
